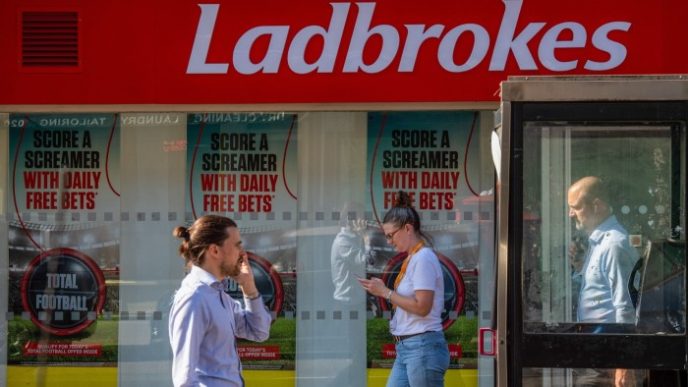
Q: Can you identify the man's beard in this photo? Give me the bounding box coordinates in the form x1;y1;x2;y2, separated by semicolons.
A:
221;260;241;277
574;220;585;231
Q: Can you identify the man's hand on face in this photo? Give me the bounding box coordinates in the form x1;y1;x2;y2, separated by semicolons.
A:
232;253;259;296
351;218;367;234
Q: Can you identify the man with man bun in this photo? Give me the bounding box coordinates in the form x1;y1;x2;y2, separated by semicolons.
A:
168;215;271;387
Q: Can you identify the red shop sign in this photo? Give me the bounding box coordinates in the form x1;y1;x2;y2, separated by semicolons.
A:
1;0;687;104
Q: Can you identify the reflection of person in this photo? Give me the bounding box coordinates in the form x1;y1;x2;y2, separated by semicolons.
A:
168;215;271;387
331;202;370;304
568;177;640;386
328;203;370;386
358;191;449;386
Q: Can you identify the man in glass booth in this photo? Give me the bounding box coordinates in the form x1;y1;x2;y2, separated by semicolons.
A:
567;176;641;386
568;176;639;326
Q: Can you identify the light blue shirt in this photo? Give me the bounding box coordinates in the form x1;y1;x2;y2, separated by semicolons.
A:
169;265;271;387
576;215;639;324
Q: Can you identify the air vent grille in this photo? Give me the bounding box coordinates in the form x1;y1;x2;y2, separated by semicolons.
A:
22;12;79;67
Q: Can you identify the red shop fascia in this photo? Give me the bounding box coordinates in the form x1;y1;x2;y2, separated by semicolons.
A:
1;0;687;106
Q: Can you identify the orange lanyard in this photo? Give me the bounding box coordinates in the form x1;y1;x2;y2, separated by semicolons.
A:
394;241;425;290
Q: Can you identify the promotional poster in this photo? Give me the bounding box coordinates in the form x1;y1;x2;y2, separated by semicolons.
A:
366;111;484;368
186;112;298;369
7;113;121;364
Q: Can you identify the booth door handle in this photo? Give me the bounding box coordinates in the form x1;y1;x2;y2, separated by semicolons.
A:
478;327;496;356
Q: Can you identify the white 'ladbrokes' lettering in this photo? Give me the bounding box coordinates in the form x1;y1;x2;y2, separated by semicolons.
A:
187;1;631;75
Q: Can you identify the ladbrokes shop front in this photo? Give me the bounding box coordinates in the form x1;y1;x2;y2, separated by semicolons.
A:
1;1;688;386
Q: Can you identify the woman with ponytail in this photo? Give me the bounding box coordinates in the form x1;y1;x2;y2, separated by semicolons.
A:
358;191;450;386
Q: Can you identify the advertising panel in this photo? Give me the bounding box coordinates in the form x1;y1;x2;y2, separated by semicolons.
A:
186;112;297;369
366;111;486;369
7;113;120;365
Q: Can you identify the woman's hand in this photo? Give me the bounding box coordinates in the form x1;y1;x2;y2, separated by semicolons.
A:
357;276;389;298
358;276;435;316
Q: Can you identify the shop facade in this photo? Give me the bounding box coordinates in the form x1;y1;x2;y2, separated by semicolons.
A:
1;1;687;386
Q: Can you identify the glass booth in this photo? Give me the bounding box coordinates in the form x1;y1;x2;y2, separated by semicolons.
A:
497;76;687;387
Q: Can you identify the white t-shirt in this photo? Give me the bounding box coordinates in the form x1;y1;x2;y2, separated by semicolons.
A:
389;247;444;335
